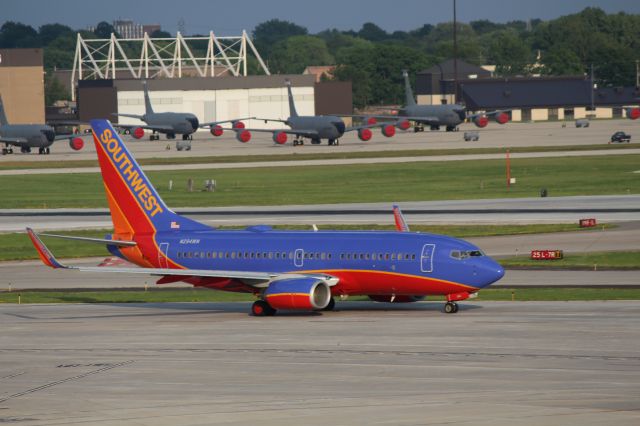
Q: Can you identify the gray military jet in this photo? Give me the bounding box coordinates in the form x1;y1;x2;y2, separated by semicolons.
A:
208;80;400;146
0;95;86;155
355;70;510;132
115;81;252;150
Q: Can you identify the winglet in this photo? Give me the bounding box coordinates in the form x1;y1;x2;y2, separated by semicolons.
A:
26;228;67;269
392;204;410;232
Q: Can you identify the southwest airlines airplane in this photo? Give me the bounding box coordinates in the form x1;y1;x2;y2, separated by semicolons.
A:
27;119;504;316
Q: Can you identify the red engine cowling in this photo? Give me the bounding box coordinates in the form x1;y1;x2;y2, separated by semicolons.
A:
395;119;411;130
132;127;145;139
235;130;251;143
68;137;84;151
232;121;245;129
210;125;224;137
473;115;489;128
264;278;331;310
272;131;287;144
381;124;396;138
493;112;509;124
366;117;377;125
368;295;425;303
358;128;372;141
625;107;640;120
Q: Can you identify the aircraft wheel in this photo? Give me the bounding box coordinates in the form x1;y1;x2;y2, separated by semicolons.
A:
38;147;44;154
444;302;458;314
2;148;7;155
252;300;276;317
321;297;336;311
46;147;51;154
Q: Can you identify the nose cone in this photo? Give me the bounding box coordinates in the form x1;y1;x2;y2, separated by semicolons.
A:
479;259;505;288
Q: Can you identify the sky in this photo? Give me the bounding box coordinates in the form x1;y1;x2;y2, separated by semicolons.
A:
2;0;639;35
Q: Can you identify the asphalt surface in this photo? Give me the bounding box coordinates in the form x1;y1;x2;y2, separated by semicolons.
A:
1;301;639;425
3;195;640;231
1;118;637;161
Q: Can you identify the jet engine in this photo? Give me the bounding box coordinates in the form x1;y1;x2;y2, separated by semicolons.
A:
357;128;372;141
366;117;377;125
210;125;224;137
493;112;510;124
368;295;425;303
232;121;246;129
381;124;396;137
625;107;640;120
473;115;489;128
68;137;84;151
272;131;288;144
395;119;411;130
264;277;331;310
132;127;145;139
235;130;251;143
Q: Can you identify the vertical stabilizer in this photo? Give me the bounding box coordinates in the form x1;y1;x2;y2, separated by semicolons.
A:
90;119;210;239
285;79;298;118
0;94;9;126
142;81;154;115
402;70;416;107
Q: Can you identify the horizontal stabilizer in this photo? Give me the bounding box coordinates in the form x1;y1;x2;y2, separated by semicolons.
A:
39;233;137;247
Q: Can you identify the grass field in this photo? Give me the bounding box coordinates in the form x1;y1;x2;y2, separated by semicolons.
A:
0;224;615;261
1;287;639;304
0;143;636;171
499;250;640;269
1;154;638;209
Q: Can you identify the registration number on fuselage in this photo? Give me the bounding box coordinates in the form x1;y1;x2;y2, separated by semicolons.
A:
179;239;200;244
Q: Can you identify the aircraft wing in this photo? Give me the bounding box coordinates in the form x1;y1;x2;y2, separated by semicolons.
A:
347;114;441;126
0;136;28;147
199;117;255;128
52;133;92;141
27;228;338;289
115;123;175;132
232;127;320;138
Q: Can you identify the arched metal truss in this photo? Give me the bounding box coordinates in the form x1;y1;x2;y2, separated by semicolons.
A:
71;31;270;100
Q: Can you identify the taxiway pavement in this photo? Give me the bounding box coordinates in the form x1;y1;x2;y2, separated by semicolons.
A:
1;301;639;425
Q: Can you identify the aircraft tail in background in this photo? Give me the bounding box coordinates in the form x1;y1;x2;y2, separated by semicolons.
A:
142;80;154;115
285;79;298;118
402;70;416;107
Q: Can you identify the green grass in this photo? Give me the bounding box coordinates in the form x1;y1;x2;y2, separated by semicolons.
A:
0;143;636;171
1;155;639;209
0;224;615;262
1;287;639;304
499;251;640;269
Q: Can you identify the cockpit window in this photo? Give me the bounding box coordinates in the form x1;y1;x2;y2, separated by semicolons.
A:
450;250;484;259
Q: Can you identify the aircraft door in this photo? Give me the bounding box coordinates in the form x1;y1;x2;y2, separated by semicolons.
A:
294;249;304;268
159;242;170;268
420;244;435;273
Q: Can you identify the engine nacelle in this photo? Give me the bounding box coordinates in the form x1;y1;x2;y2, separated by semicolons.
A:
493;112;509;124
473;115;489;128
132;127;145;139
368;295;425;303
272;131;288;144
264;278;331;310
395;119;411;130
358;128;372;141
365;117;377;125
625;107;640;120
210;125;224;137
235;129;251;143
381;124;396;138
232;120;245;129
68;137;84;151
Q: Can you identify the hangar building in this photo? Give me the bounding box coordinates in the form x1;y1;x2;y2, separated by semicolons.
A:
0;48;45;124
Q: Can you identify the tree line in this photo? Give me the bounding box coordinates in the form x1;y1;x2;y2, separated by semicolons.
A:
1;7;639;107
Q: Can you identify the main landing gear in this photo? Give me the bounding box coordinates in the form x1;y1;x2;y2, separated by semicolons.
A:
327;139;340;146
414;124;425;132
251;300;277;316
150;132;160;141
2;147;15;155
38;147;51;155
293;138;304;146
444;302;459;314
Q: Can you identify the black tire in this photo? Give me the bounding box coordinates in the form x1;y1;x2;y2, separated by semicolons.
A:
444;302;457;314
251;300;276;317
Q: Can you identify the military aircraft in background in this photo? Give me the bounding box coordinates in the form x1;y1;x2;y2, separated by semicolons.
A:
353;70;511;132
0;95;87;155
624;106;640;120
114;80;251;150
207;80;402;146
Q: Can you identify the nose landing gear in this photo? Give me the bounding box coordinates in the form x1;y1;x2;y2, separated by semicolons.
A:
444;302;459;314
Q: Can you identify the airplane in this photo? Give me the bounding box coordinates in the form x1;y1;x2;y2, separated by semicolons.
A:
0;95;87;155
353;70;511;132
27;118;505;316
207;80;403;146
113;80;251;150
624;106;640;120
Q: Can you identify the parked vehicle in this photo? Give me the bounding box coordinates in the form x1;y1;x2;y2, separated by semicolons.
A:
610;131;631;143
464;131;479;141
575;119;590;128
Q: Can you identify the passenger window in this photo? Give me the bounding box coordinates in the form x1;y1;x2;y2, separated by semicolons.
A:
231;252;236;259
212;252;217;259
328;253;332;260
391;254;396;260
321;253;326;260
268;252;273;259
